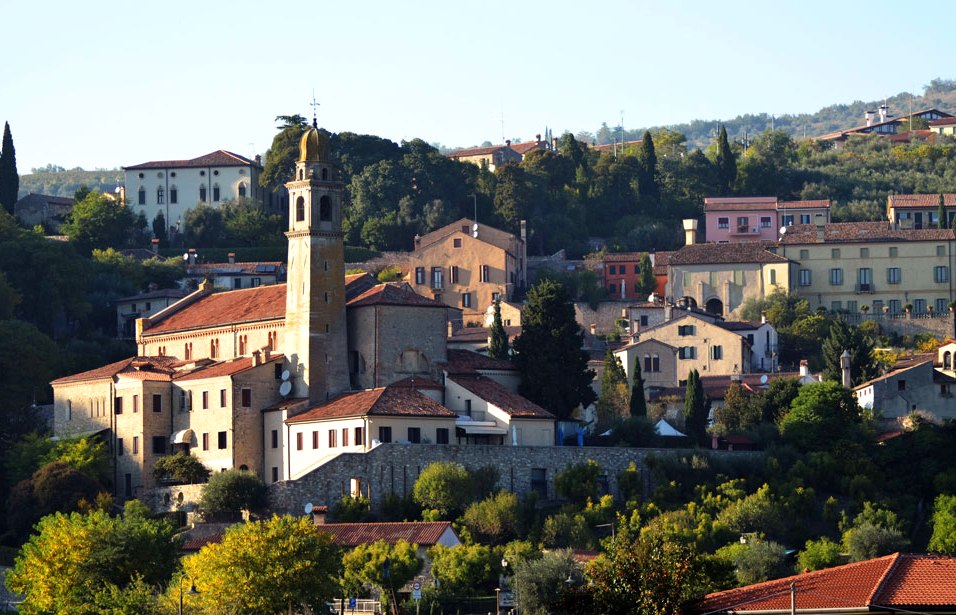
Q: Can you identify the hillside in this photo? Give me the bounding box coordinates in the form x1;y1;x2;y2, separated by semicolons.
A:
590;78;956;149
18;165;123;199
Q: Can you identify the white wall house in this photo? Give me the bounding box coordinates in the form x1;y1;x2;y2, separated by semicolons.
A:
123;150;263;236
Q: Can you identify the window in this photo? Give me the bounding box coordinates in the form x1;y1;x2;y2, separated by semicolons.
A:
464;399;472;415
238;183;247;198
644;354;652;372
271;430;278;449
831;301;842;312
938;298;948;314
873;300;883;312
462;293;472;308
201;391;209;410
898;380;907;391
935;266;949;283
782;214;794;226
634;265;640;274
608;265;617;275
132;394;139;413
152;436;166;455
831;248;840;259
799;249;809;260
860;248;869;258
272;467;279;482
709;271;718;288
342;428;349;447
66;400;72;421
137;187;146;205
115;396;123;414
760;216;772;228
355;427;364;446
202;433;209;451
847;300;857;313
480;265;490;282
415;267;425;285
170;186;178;204
608;284;616;294
431;267;443;289
232;278;242;290
770;269;777;285
156;187;165;204
915;299;927;314
711;345;722;360
436;427;449;444
677;324;696;336
679;347;696;359
213;184;220;201
295;196;305;221
218;432;227;449
132;436;139;455
199;186;207;202
210;338;219;359
889;247;898;258
378;426;392;443
184;342;192;360
531;468;548;498
887;267;901;284
149;393;161;413
889;299;902;314
492;291;501;302
408;427;421;443
453;238;462;248
828;268;843;286
450;266;459;284
800;214;811;224
939;245;947;257
639;315;649;326
799;269;811;286
717;217;729;229
241;388;251;407
117;438;124;456
328;430;337;448
733;270;744;285
736;216;749;229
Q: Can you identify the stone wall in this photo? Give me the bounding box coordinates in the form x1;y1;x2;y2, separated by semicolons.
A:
574;301;629;336
142;483;205;513
268;443;759;514
843;312;955;339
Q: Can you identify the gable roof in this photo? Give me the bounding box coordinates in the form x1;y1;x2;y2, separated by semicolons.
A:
415;218;519;254
184;262;285;277
510;140;547;155
347;283;448;309
447;374;553;418
668;242;789;266
144;284;287;334
124;150;256;170
888;193;956;209
778;221;954;244
447;145;516;158
173;354;284;381
286;386;456;423
688;553;956;612
448;326;522;344
316;521;455;547
777;199;831;210
52;356;180;384
652;251;672;275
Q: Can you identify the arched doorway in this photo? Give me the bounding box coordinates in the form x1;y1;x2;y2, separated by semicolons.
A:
705;298;724;316
679;296;698;309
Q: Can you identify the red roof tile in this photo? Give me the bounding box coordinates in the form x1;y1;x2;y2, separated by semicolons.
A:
888;193;956;209
603;252;644;263
347;283;447;308
124;150;255;170
777;199;830;210
145;285;286;334
447;374;553;418
173;354;284;381
52;356;179;384
510;140;548;155
652;251;672;275
315;521;455;547
689;553;956;612
286;386;456;423
389;376;445;390
778;221;954;244
704;197;778;212
668;242;788;265
447;145;513;157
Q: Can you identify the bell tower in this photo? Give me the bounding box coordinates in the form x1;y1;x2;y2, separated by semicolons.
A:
284;119;349;403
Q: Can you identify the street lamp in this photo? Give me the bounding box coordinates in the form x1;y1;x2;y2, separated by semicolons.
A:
179;575;199;615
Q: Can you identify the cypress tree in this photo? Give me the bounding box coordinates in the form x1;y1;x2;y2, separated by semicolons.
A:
715;125;736;196
683;369;709;445
638;131;660;200
0;122;19;215
821;318;877;386
939;193;947;230
638;252;656;296
488;298;510;360
629;356;647;418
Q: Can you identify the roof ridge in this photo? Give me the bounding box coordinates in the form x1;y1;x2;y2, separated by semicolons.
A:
868;552;903;605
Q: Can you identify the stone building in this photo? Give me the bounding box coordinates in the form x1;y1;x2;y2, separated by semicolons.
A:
14;193;75;231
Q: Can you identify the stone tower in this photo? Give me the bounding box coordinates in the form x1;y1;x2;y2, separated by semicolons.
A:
284;120;350;403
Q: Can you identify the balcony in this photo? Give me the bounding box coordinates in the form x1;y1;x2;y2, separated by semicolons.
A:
730;226;758;236
855;282;874;294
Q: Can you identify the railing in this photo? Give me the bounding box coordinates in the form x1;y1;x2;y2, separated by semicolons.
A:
854;282;874;294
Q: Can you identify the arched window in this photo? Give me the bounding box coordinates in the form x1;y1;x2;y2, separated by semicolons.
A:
184;342;192;360
238;183;247;198
239;335;247;355
267;331;277;350
156;186;165;204
169;185;178;204
138;187;146;205
945;351;952;370
319;195;332;221
212;184;221;202
296;196;305;222
298;169;303;180
321;168;328;180
199;186;207;202
210;338;220;359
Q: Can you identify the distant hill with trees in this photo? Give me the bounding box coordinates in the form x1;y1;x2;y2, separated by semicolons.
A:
18;165;122;199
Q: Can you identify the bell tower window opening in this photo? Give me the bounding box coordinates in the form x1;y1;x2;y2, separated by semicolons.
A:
319;195;332;221
321;168;328;180
296;196;305;222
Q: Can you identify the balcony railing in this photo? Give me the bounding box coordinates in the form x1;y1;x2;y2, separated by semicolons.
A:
855;282;874;294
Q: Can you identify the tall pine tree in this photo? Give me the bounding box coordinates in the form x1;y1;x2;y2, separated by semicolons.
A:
0;122;18;215
512;279;596;420
637;131;660;200
488;298;510;360
714;125;736;196
939;193;947;230
629;356;647;418
683;369;709;446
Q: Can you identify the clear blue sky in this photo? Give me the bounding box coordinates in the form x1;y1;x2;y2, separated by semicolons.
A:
4;0;954;172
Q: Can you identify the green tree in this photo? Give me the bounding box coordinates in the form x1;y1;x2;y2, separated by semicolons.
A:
714;125;737;196
512;279;596;420
493;164;534;229
61;191;137;254
461;491;522;544
222;197;283;246
822;318;877;386
928;494;956;555
0;320;60;442
638;131;660;200
199;469;267;515
637;252;656;295
596;349;629;427
778;381;862;451
150;211;168;247
412;461;474;519
842;522;908;562
6;459;108;540
8;503;178;615
342;539;422;615
629;356;647;417
185;515;340;615
940;193;948;230
182;202;226;248
554;460;602;503
488;298;510;359
152;452;211;485
260;114;308;191
331;494;371;522
715;539;788;585
0;121;18;214
683;369;709;446
514;549;580;615
427;543;499;597
797;537;843;572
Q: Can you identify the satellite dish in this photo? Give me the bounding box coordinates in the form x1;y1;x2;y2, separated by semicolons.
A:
304;502;313;514
779;226;787;235
281;369;291;381
472;223;479;231
183;253;190;261
760;375;769;384
472;231;478;238
279;381;292;397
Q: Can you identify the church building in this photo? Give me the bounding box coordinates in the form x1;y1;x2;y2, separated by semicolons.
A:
53;121;555;501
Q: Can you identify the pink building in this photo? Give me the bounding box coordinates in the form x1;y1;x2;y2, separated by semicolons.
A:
703;197;830;243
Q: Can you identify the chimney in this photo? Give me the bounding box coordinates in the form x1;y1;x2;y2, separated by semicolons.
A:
840;350;852;388
227;252;236;264
552;137;558;150
150;238;159;254
815;221;826;242
252;349;262;367
589;323;597;335
865;110;875;126
799;360;809;377
761;311;767;324
188;248;197;265
520;219;527;241
682;219;698;246
311;505;328;525
254;154;262;166
447;321;455;338
414;234;421;248
536;133;541;143
879;103;888;123
263;347;271;361
505;139;511;147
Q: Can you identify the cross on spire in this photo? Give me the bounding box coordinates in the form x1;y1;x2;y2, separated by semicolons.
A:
310;92;320;128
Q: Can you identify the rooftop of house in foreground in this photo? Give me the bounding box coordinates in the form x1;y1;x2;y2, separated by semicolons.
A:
777;221;954;244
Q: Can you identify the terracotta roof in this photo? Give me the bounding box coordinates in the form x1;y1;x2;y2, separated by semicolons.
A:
510;140;547;155
888;130;934;143
144;284;286;334
853;357;933;391
668;242;788;265
777;199;830;210
316;521;455;547
52;356;179;384
414;218;519;255
704;197;778;212
689;553;956;612
347;283;447;308
389;376;445;390
652;251;672;275
17;193;74;206
173;354;284;381
286;386;456;423
445;348;517;372
603;252;644;263
181;534;224;551
447;374;553;418
124;150;256;170
447;145;514;158
185;262;284;276
888;193;956;209
344;272;378;300
931;117;956;126
778;221;954;244
447;326;522;345
117;288;189;302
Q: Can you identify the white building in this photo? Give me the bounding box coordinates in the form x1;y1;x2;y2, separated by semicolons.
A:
123;150;264;236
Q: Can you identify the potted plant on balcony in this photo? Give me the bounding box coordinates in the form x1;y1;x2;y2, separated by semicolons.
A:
860;305;869;314
904;303;913;315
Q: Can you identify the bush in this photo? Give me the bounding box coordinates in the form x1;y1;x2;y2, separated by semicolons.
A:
842;523;908;562
331;495;371;522
554;460;602;503
462;491;522;545
152;453;210;484
797;537;843;572
200;469;267;515
412;462;474;519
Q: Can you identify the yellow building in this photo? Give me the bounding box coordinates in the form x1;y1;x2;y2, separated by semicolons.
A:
886;193;956;229
446;143;521;171
777;222;956;314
